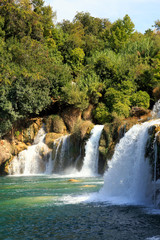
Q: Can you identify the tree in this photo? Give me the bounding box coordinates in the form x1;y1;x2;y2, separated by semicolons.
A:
109;15;135;52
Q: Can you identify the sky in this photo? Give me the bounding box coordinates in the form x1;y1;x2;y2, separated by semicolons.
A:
45;0;160;33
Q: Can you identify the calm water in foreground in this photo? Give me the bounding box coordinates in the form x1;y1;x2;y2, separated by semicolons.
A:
0;175;160;240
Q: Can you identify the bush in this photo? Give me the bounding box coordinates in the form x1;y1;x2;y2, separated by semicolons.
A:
112;102;130;118
130;91;150;109
93;102;111;124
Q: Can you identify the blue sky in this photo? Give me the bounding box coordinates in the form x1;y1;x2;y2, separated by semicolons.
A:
45;0;160;33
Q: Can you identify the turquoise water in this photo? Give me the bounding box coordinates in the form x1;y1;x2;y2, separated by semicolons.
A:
0;176;160;240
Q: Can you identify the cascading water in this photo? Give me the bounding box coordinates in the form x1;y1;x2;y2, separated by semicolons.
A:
8;127;51;175
97;119;160;205
79;125;104;177
152;100;160;118
52;134;73;174
8;127;75;175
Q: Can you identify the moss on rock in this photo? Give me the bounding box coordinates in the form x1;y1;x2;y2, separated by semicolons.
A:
45;133;64;149
61;107;82;132
44;115;67;134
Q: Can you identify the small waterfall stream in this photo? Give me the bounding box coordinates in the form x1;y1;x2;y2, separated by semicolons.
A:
79;125;104;177
8;127;51;175
8;124;104;176
152;100;160;119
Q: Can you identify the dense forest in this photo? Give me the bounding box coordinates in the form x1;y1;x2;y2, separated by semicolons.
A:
0;0;160;137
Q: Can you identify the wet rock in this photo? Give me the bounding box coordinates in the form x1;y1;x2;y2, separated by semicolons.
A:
14;142;28;155
68;179;81;182
145;124;160;180
45;133;63;149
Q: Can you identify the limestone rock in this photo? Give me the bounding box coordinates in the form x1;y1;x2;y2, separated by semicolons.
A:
82;104;94;120
153;86;160;102
0;140;12;166
14;142;28;155
45;133;63;149
61;107;82;132
44;115;67;134
130;107;150;118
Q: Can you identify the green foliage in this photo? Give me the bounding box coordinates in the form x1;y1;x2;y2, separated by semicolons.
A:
104;87;131;117
109;15;135;52
130;91;150;109
61;82;89;110
77;69;103;104
0;3;159;136
112;102;130;117
15;131;20;137
93;103;111;124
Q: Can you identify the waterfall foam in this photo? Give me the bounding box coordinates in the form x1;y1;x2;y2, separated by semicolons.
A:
8;127;51;175
79;125;104;177
96;119;160;205
152;100;160;118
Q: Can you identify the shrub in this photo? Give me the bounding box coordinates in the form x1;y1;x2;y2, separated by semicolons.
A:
130;91;150;109
93;102;111;124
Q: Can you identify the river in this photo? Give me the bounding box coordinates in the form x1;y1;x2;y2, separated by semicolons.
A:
0;175;160;240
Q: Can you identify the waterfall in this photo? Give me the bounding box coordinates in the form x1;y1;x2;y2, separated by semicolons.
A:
79;125;104;177
52;135;73;174
152;100;160;118
153;138;157;206
8;127;75;175
99;119;160;205
8;127;51;175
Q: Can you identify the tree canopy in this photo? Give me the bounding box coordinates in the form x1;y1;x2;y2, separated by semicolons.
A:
0;1;160;136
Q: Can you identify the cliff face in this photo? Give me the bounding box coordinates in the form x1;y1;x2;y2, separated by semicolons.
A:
0;109;95;175
1;106;160;178
145;125;160;180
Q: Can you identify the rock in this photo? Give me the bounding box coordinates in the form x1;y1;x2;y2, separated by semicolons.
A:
21;118;42;143
44;115;67;134
153;87;160;101
98;117;139;174
68;179;80;182
130;107;150;118
98;125;111;174
145;124;160;180
45;133;63;149
0;140;12;166
82;185;96;188
14;142;28;155
61;107;82;132
3;118;43;144
82;104;94;120
77;120;94;140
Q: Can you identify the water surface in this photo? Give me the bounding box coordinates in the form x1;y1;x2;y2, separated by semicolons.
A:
0;176;160;240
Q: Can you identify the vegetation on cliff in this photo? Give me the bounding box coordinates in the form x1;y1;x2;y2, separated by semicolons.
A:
0;0;160;137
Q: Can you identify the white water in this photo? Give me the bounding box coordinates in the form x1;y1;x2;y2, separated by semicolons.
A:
152;100;160;118
52;135;72;174
95;119;160;205
79;125;104;177
8;127;51;175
